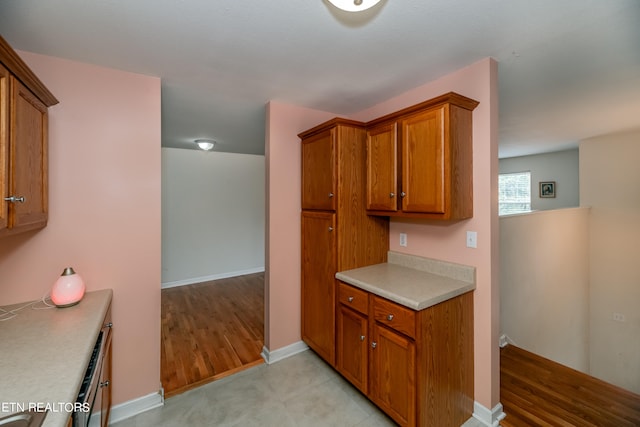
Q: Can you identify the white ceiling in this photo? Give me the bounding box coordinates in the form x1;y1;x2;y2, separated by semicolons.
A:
1;0;638;158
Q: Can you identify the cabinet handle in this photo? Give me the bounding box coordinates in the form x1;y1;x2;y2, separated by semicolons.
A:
389;192;395;198
4;196;25;203
360;335;365;341
328;192;334;198
100;380;110;388
104;322;113;329
387;314;394;321
347;296;354;302
400;192;406;198
371;342;377;349
328;226;334;232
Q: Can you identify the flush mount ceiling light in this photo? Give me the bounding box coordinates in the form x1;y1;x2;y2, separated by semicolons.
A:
194;139;215;151
327;0;381;12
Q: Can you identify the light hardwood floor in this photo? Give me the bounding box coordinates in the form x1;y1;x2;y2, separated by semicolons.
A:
161;272;264;397
501;344;640;427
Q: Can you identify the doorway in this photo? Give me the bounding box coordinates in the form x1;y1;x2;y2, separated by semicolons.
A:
160;272;264;397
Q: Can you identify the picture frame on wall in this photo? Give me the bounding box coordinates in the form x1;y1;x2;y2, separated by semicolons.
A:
539;181;556;198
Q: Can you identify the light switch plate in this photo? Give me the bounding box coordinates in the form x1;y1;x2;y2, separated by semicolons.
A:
466;231;477;248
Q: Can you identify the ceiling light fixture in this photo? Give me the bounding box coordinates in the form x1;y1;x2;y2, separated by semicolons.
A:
194;139;215;151
327;0;381;12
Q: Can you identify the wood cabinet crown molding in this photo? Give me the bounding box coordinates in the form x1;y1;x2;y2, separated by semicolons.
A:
365;92;478;128
0;35;59;107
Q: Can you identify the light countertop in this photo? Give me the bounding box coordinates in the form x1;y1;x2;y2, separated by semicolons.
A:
0;289;113;427
336;252;475;310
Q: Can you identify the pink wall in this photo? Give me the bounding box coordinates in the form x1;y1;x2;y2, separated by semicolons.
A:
266;58;500;409
264;102;335;349
0;52;162;405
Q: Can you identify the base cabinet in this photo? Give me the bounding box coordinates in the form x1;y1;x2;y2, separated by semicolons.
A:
337;305;368;394
336;281;474;427
370;322;416;426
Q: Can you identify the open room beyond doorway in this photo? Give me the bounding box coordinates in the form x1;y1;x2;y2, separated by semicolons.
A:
161;273;265;397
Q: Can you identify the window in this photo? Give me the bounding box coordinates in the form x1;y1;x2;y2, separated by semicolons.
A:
499;171;531;215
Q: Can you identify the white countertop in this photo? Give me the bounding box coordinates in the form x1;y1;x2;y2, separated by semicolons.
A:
0;289;113;427
336;252;475;310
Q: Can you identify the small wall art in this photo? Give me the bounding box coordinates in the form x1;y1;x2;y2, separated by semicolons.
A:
539;181;556;198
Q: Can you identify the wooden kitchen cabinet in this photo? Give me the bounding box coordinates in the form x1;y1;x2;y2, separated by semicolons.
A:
366;92;478;220
337;281;369;393
370;320;416;426
336;281;474;427
301;210;337;363
301;128;335;211
300;119;389;367
337;304;368;394
0;35;58;238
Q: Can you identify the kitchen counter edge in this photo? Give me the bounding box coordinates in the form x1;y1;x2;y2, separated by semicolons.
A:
336;252;475;311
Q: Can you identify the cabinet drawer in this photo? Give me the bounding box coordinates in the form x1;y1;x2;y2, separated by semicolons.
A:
372;296;416;339
337;282;369;315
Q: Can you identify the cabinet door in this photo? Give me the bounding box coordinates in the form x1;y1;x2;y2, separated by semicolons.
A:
302;129;336;210
8;77;48;231
366;122;398;212
0;64;8;233
401;106;446;214
100;330;112;427
370;324;416;427
301;211;337;364
337;304;368;394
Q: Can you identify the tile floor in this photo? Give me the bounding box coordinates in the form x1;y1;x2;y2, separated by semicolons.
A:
113;350;484;427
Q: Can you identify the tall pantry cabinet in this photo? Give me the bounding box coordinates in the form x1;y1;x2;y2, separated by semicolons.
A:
300;119;389;366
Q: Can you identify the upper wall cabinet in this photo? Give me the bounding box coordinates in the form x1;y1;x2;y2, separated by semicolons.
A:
366;92;479;220
0;35;58;238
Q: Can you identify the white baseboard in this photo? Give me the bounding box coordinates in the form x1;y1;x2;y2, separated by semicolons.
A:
89;390;164;426
473;401;506;427
161;267;265;289
261;341;309;364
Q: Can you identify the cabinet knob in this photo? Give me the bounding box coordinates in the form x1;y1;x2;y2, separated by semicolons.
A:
328;226;334;232
360;335;365;341
387;314;394;321
400;192;406;198
100;380;110;388
348;296;354;302
389;192;395;198
371;342;377;349
4;196;25;203
328;192;334;198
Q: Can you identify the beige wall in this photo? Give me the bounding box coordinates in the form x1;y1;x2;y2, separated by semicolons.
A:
500;208;590;372
580;129;640;394
0;52;162;405
161;148;265;286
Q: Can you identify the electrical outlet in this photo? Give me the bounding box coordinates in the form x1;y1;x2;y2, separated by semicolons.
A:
613;313;626;322
399;233;407;247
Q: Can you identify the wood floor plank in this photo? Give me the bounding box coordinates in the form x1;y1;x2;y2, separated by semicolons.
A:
501;345;640;427
161;272;265;397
